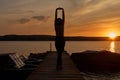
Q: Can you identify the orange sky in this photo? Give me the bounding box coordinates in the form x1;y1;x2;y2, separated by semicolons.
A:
0;0;120;37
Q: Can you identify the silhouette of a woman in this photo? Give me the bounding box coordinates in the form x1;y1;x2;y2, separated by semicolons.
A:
54;7;65;70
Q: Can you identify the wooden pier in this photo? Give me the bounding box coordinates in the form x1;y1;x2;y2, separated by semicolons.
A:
27;52;84;80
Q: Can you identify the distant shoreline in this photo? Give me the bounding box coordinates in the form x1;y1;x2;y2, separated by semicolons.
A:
0;35;119;41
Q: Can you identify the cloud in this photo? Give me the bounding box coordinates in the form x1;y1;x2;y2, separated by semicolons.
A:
17;15;51;24
0;10;34;15
32;16;50;22
17;18;30;24
70;0;120;26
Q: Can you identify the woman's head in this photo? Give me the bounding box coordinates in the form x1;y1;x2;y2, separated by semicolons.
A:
56;18;63;25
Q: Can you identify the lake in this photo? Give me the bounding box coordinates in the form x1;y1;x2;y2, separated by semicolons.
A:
0;41;120;80
0;41;119;56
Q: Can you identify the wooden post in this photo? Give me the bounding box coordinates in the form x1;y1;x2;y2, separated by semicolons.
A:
50;42;52;52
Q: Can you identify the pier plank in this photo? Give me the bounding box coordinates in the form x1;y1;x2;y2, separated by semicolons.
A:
27;52;84;80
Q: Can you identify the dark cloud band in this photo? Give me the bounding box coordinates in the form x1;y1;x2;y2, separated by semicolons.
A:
17;15;50;24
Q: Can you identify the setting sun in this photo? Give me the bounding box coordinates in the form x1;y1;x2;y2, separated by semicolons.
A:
108;32;117;39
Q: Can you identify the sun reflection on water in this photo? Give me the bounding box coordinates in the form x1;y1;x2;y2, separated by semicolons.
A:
110;41;115;52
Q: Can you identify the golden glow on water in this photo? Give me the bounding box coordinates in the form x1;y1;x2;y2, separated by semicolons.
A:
110;41;115;52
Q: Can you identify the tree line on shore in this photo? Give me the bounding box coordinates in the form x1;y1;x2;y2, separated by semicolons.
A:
0;35;119;41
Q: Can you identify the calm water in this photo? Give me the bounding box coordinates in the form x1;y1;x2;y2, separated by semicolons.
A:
0;41;120;80
0;41;120;56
